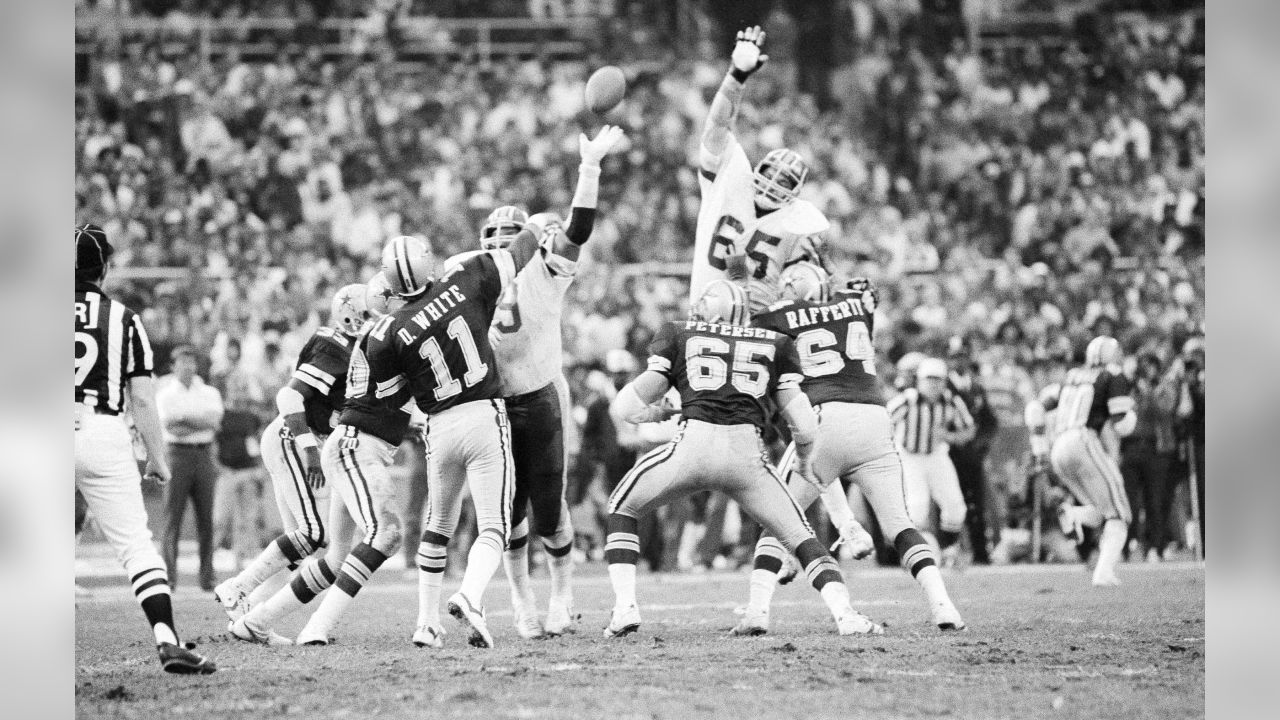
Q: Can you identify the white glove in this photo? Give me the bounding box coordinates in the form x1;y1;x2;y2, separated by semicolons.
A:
730;26;768;79
579;125;625;168
832;519;875;560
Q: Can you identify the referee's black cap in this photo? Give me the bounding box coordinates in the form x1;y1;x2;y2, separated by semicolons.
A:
76;223;114;279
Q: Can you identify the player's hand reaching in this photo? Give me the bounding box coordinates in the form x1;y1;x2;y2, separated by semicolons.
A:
579;125;625;168
303;446;325;489
846;276;878;313
835;519;876;560
730;26;768;80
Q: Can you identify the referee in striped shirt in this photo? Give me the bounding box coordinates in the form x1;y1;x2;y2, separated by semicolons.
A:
887;358;975;565
74;223;215;674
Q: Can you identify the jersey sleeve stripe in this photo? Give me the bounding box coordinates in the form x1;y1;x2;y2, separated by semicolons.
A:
298;363;337;385
292;370;331;394
375;375;407;399
1107;396;1134;415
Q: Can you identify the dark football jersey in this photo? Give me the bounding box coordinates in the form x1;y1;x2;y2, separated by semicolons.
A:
75;280;153;414
1050;367;1133;436
646;320;803;429
288;327;355;436
751;293;883;406
337;324;413;446
379;251;517;415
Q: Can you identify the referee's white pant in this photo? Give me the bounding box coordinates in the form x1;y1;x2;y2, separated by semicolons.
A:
261;416;331;553
422;399;516;546
900;446;967;536
75;411;169;598
323;425;403;557
1049;427;1132;524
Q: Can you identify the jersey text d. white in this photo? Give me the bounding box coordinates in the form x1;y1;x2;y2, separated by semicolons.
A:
446;248;576;396
693;133;829;310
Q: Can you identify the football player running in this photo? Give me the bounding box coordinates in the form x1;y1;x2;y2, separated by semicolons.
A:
604;280;883;638
217;283;371;641
732;264;966;634
449;125;624;639
1024;336;1136;586
692;25;830;313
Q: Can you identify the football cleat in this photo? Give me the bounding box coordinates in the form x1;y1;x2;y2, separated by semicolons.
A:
836;611;885;636
295;624;335;647
213;580;250;622
932;603;967;632
512;606;545;640
544;597;575;637
1092;572;1122;587
447;592;494;649
777;554;800;585
603;604;642;638
412;623;446;649
730;608;769;636
229;616;294;646
158;642;217;675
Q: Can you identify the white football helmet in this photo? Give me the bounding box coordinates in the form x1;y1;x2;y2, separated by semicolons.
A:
691;279;749;327
331;283;370;337
1085;336;1122;368
364;271;404;318
895;351;926;390
753;148;808;211
778;261;830;303
381;235;437;296
480;205;529;250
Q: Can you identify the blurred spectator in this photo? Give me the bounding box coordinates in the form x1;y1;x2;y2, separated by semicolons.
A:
1120;352;1179;561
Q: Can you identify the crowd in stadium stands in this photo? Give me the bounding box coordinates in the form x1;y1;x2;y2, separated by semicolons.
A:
75;1;1204;566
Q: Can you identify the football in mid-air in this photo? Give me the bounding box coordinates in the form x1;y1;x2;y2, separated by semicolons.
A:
585;65;626;114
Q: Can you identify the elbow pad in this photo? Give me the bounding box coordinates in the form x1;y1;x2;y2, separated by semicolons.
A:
1112;411;1137;437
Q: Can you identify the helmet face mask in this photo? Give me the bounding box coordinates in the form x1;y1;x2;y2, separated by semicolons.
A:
690;280;749;327
753;149;808;211
331;283;370;337
480;205;528;251
779;262;830;303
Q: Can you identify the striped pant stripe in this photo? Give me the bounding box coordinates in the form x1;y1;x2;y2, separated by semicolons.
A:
607;441;678;514
761;454;813;534
282;437;324;544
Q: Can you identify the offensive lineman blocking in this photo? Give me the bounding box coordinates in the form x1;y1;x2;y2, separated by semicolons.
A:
733;265;967;634
605;280;883;637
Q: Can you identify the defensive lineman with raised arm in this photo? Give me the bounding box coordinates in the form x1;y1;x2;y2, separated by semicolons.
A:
733;265;966;635
221;283;371;644
1025;336;1137;586
74;223;215;674
448;125;624;639
692;25;830;313
605;280;883;638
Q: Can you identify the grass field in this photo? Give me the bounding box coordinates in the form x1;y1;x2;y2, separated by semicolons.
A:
75;561;1204;720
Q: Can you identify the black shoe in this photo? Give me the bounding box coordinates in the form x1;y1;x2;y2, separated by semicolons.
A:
158;642;217;675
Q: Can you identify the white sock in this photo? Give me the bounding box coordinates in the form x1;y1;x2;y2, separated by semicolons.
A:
914;565;955;610
503;544;536;609
152;623;178;646
458;531;504;606
547;550;574;607
747;569;779;614
417;569;443;627
1094;519;1128;580
249;578;310;628
608;562;637;610
248;567;291;607
676;522;706;569
300;585;353;639
819;582;854;619
233;543;291;595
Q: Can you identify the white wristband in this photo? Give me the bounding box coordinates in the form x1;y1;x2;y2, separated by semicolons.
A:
295;433;317;449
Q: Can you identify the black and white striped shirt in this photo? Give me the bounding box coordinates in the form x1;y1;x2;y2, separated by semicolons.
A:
75;281;154;415
887;387;974;454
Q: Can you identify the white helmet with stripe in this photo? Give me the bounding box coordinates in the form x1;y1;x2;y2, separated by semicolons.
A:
778;261;830;303
753;148;809;211
691;279;749;327
364;271;404;318
331;283;370;337
381;235;437;296
480;205;529;250
1085;335;1122;369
